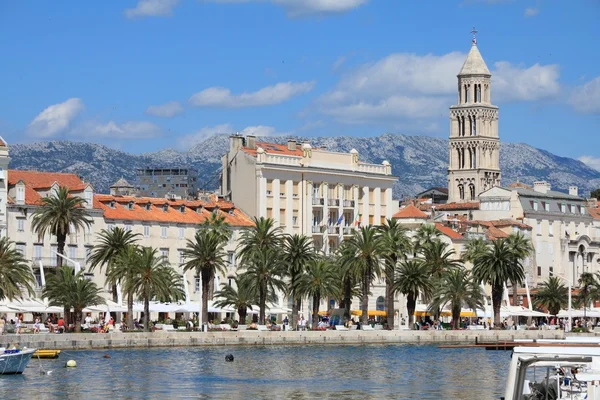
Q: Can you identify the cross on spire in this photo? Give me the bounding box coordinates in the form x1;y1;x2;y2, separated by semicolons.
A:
471;27;478;44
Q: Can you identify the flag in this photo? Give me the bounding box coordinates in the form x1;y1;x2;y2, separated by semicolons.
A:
327;215;332;226
336;214;344;225
354;211;361;227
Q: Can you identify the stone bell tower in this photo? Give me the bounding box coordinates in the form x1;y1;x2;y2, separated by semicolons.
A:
447;29;501;203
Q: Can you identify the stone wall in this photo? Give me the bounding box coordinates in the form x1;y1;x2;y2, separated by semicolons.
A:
0;329;566;351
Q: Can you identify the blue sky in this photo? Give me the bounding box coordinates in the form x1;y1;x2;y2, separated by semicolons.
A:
0;0;599;169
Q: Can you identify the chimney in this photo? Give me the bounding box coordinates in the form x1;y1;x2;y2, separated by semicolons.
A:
287;139;297;151
229;134;243;153
247;135;256;150
533;181;551;194
569;186;579;197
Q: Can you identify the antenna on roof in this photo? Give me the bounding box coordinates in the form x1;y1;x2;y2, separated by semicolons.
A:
471;27;478;44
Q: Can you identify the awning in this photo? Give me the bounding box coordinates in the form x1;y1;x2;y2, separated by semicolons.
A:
557;308;600;318
351;310;387;317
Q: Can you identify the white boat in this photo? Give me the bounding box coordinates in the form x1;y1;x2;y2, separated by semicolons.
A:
503;343;600;399
0;348;36;375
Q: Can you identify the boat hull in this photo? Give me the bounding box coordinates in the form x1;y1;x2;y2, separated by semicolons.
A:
0;349;36;375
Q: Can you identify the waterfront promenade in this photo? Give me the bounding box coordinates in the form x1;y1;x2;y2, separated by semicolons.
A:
0;329;570;351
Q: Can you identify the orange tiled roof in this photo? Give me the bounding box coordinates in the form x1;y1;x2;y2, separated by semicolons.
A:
392;204;428;219
507;181;532;190
242;142;303;157
8;170;90;205
587;207;600;220
94;194;254;227
468;219;531;230
486;226;510;240
434;223;464;240
434;201;480;211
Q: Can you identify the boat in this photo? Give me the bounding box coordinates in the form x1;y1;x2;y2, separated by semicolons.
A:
33;349;61;359
503;343;600;399
0;348;36;375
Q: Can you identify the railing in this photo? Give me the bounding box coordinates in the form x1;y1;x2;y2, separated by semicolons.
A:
263;154;302;166
357;163;388;175
343;200;355;208
312;198;324;206
328;199;339;207
343;227;353;235
32;257;87;268
327;226;339;234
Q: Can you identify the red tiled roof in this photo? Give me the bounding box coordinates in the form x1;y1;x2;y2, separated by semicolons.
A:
94;194;254;227
434;223;463;240
435;201;479;211
242;142;303;157
486;226;510;240
507;181;532;190
468;219;531;230
587;207;600;220
8;170;90;205
392;204;428;219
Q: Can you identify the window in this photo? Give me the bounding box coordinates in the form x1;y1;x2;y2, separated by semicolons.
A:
68;246;77;259
194;277;200;293
125;224;132;232
128;201;134;210
16;243;25;256
142;225;149;238
570;204;575;214
292;216;298;226
537;266;542;276
533;201;538;211
160;248;169;260
178;250;185;264
34;244;43;260
161;226;167;238
85;191;93;206
17;218;25;232
548;222;553;236
85;247;92;263
581;207;586;215
107;223;114;231
561;203;566;213
544;202;550;212
227;251;235;267
536;220;541;235
16;186;25;203
50;245;58;266
178;227;184;240
549;267;553;277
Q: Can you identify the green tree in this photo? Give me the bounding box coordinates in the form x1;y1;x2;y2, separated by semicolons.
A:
0;237;35;301
106;244;141;329
43;266;105;333
239;247;287;324
428;269;484;329
577;272;599;318
344;226;384;324
282;234;316;329
182;229;229;328
129;247;184;331
505;232;533;307
88;227;141;309
591;188;600;200
471;238;526;328
335;242;360;322
238;217;283;261
378;218;412;328
412;223;442;254
533;276;568;316
294;258;340;328
393;259;433;330
213;276;263;325
31;186;92;268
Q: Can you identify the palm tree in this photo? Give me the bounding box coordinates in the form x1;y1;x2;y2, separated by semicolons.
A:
335;242;360;322
471;239;526;328
213;276;262;325
505;233;533;306
378;219;411;328
238;247;286;324
344;226;384;325
428;269;484;329
577;272;599;318
199;212;232;240
0;237;35;301
106;244;141;329
393;259;433;329
43;266;105;333
421;240;462;280
88;227;141;306
462;237;488;265
294;258;340;328
412;223;441;254
182;229;228;328
533;276;568;316
282;234;316;329
31;185;92;268
238;217;283;261
129;247;184;331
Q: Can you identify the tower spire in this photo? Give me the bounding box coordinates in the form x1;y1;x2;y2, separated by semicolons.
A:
471;27;478;45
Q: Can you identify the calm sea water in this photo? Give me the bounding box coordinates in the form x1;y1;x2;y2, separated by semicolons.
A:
1;344;510;399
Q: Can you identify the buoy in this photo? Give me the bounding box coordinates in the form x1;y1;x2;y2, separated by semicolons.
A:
225;354;234;362
103;354;111;359
66;360;77;368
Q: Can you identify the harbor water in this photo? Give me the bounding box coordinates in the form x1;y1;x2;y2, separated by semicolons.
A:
1;344;510;399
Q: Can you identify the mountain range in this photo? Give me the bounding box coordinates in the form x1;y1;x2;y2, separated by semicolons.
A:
8;133;600;199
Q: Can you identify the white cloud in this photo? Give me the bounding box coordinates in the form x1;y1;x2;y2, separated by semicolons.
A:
492;61;560;102
203;0;368;17
27;98;84;138
579;156;600;172
71;121;162;139
317;51;561;124
176;123;286;149
189;81;315;108
145;101;184;118
569;76;600;114
524;7;540;17
125;0;179;19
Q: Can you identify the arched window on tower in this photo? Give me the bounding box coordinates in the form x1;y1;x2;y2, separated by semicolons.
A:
461;148;466;169
469;184;475;200
472;117;477;136
458;184;465;201
457;148;462;169
465;84;470;104
472;147;477;169
461;116;466;136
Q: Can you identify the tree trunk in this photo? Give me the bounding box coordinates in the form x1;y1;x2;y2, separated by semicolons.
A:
112;284;118;304
201;273;211;330
361;273;369;325
385;258;395;329
57;234;66;268
312;295;320;329
63;306;70;327
492;285;503;329
127;292;134;330
294;299;301;330
144;294;150;332
343;277;352;321
291;276;298;330
74;308;82;333
407;294;416;330
452;304;461;330
238;306;247;325
259;282;266;325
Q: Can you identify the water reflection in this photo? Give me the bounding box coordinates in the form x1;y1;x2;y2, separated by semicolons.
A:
0;344;510;399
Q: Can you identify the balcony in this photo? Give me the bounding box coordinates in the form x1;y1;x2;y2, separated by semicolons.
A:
32;257;87;269
312;225;325;234
312;198;324;206
328;199;340;207
343;200;355;208
327;226;339;235
343;227;353;235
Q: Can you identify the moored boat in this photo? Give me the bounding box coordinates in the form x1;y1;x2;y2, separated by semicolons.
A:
0;348;36;375
33;349;61;359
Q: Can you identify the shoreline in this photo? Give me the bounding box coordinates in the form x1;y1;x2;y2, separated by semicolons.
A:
0;329;573;351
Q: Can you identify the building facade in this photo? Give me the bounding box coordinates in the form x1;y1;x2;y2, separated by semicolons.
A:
134;168;199;199
221;135;398;254
447;35;501;203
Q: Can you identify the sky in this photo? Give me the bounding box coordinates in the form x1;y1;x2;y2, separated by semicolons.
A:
0;0;599;169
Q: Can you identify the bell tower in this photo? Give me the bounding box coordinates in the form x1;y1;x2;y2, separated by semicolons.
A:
447;29;501;203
